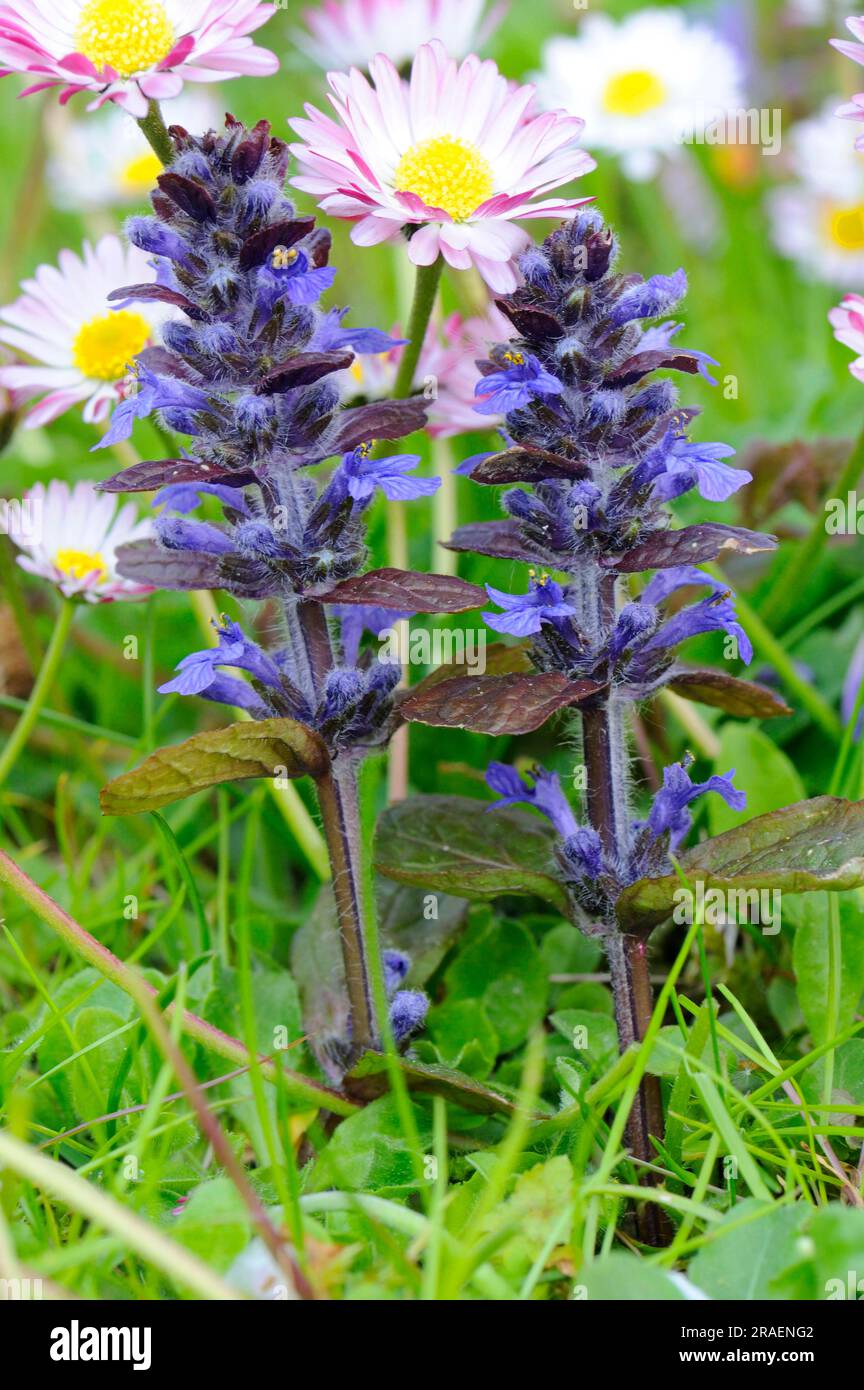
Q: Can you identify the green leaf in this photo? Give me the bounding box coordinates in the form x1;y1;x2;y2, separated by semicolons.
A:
427;999;499;1079
688;1200;803;1300
475;1156;573;1284
579;1253;694;1301
374;795;569;914
617;797;864;931
306;1095;432;1195
549;1009;618;1070
376;878;469;986
709;725;805;836
101;717;329;815
793;894;864;1046
345;1051;532;1117
173;1177;252;1274
445;918;548;1052
773;1207;864;1299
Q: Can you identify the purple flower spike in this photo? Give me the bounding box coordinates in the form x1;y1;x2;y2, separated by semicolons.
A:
646;760;746;849
474;350;564;415
486;761;579;839
482;575;577;638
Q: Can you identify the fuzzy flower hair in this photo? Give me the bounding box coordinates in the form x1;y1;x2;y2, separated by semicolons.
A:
289;39;595;292
0;0;278;117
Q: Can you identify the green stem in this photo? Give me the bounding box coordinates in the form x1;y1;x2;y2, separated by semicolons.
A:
762;422;864;630
431;434;457;576
824;895;842;1113
136;99;175;167
386;256;444;570
0;537;40;673
0;598;74;790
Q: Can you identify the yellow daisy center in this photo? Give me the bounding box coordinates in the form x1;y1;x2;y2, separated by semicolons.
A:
72;310;152;382
118;151;163;195
602;69;667;117
55;549;106;581
825;203;864;251
75;0;176;77
394;135;494;221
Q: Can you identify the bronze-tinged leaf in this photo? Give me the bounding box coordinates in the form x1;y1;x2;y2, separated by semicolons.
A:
374;794;570;914
101;718;329;816
402;641;533;698
609;350;703;386
115;540;224;592
333;398;429;449
156;172;217;221
443;519;567;567
666;668;793;719
256;351;354;393
346;1052;533;1117
107;283;207;320
494;299;564;340
315;568;486;613
401;672;603;735
98;459;254;494
238;217;316;269
617;796;864;932
607;523;777;572
471;446;589;485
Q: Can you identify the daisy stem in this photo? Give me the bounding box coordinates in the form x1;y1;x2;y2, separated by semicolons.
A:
0;597;75;791
137;100;175;168
387;255;445;570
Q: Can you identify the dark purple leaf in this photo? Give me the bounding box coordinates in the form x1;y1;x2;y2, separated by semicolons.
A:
238;217;316;270
332;398;428;450
400;672;604;735
156;172;217;222
315;568;486;613
115;540;224;591
609;350;703;386
443;519;570;567
99;459;255;494
471;446;589;485
107;283;207;320
136;346;203;382
665;668;793;719
606;524;777;572
256;350;354;394
494;298;564;340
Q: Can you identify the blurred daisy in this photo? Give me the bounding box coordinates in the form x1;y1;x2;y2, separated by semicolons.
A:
6;480;153;602
297;0;504;70
46;89;219;210
0;234;171;428
832;16;864;147
533;8;744;180
769;105;864;285
829;292;864;379
0;0;278;118
289;38;595;293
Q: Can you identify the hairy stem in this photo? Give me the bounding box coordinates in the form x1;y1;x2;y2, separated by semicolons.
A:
296;599;381;1055
580;575;668;1244
136;98;175;167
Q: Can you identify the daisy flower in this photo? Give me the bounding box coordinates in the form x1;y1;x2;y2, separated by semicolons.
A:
832;18;864;148
0;234;171;428
296;0;504;71
6;480;153;602
768;105;864;285
533;8;744;180
0;0;278;118
46;89;219;210
288;38;595;293
829;292;864;379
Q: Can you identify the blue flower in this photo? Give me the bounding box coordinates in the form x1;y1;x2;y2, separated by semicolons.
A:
332;604;413;667
255;246;337;315
389;990;428;1043
482;575;577;638
610;270;687;326
153;482;251;516
96;367;211;449
644;759;746;849
650;429;750;504
158;619;282;697
474;351;564;415
643;590;753;665
639;321;719;385
486;761;579;839
313;308;407;356
155;516;235;555
329;446;439;505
